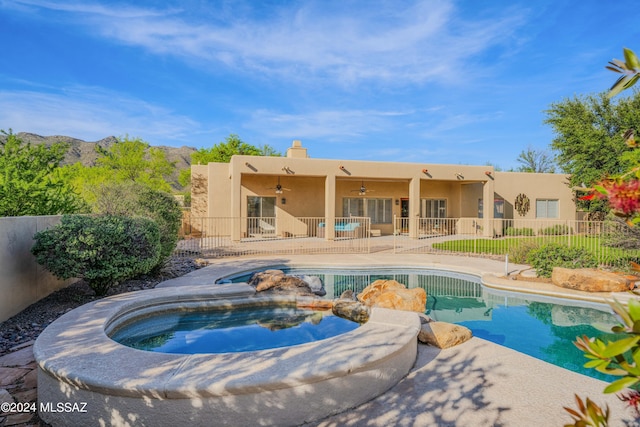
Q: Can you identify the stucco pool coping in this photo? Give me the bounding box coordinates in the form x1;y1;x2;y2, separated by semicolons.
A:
34;283;420;426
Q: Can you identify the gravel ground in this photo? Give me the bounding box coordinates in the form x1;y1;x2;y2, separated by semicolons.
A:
0;256;206;356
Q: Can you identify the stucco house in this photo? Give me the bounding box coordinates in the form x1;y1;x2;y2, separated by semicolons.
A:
190;140;576;241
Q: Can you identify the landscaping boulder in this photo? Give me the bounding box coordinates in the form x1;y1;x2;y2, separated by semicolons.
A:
418;321;472;349
357;279;427;312
248;270;317;296
332;300;370;323
292;275;326;296
339;289;356;300
551;267;633;293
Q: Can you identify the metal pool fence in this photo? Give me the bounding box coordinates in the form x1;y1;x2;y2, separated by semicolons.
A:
176;214;640;268
392;217;640;268
175;215;371;257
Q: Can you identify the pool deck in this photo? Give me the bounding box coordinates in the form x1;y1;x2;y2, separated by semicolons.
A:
3;253;638;426
159;253;638;426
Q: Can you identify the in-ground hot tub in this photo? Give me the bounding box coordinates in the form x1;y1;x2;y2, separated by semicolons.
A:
34;283;420;427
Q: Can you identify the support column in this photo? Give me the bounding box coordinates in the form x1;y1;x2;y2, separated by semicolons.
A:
482;178;495;237
408;177;421;239
231;170;242;241
324;175;336;240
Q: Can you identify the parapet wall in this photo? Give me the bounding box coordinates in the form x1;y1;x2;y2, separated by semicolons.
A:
0;216;75;323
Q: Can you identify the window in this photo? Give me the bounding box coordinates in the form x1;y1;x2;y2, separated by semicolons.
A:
367;199;392;224
420;199;447;218
247;196;275;218
342;198;392;224
342;198;364;217
478;198;505;219
536;199;558;218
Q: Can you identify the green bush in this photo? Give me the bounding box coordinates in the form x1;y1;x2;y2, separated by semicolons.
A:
508;240;541;264
93;183;182;269
539;224;572;235
600;252;640;272
526;243;598;278
31;214;161;295
505;227;535;236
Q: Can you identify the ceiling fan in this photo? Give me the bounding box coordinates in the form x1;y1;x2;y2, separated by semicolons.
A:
267;177;291;194
351;181;374;196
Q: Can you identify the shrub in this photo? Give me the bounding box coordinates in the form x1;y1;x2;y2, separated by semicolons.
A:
505;227;535;236
526;243;598;278
539;224;572;235
93;183;182;269
602;214;640;250
508;240;541;264
31;214;161;295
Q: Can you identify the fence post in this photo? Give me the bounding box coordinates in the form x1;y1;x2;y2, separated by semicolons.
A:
393;215;397;254
567;220;571;248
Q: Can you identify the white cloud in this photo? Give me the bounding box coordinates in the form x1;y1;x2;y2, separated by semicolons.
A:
0;87;200;144
9;0;529;86
246;108;412;141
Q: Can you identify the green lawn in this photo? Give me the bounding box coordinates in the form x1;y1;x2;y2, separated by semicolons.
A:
432;235;640;267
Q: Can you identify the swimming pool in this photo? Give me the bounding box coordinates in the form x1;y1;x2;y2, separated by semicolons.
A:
222;267;621;381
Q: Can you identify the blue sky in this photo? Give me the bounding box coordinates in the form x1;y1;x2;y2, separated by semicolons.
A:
1;0;639;169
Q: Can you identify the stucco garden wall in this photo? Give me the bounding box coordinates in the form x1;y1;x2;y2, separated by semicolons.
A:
0;216;75;323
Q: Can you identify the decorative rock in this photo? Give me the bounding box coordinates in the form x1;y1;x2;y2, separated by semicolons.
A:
551;268;633;293
418;321;473;349
248;269;286;292
248;270;316;296
417;312;433;325
358;279;406;304
358;280;427;313
293;275;326;296
332;300;370;324
340;289;355;300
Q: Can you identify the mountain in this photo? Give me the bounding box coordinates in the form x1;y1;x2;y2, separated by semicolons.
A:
12;132;196;170
9;133;197;190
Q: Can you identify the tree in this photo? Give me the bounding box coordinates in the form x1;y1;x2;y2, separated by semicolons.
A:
544;92;640;187
191;134;281;164
95;136;175;190
516;146;556;173
61;136;176;209
543;92;640;215
0;130;85;216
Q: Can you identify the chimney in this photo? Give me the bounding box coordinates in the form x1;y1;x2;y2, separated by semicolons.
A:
286;140;309;158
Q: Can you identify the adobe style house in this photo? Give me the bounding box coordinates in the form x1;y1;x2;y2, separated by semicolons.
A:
190;140;576;240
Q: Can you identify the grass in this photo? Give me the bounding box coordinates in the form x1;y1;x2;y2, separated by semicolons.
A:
432;235;640;268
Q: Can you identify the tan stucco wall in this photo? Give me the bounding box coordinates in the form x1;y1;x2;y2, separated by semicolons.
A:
494;171;575;220
207;163;232;217
242;175;326;218
0;216;75;323
191;165;209;217
189;143;576;238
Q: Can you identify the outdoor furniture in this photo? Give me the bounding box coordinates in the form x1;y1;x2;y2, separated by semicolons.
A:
317;222;362;238
259;219;276;235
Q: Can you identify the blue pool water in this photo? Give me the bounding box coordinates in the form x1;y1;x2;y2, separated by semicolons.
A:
224;267;621;381
110;305;360;354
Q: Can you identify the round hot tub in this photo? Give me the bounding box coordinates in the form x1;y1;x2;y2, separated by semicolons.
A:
108;299;361;354
34;283;420;427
